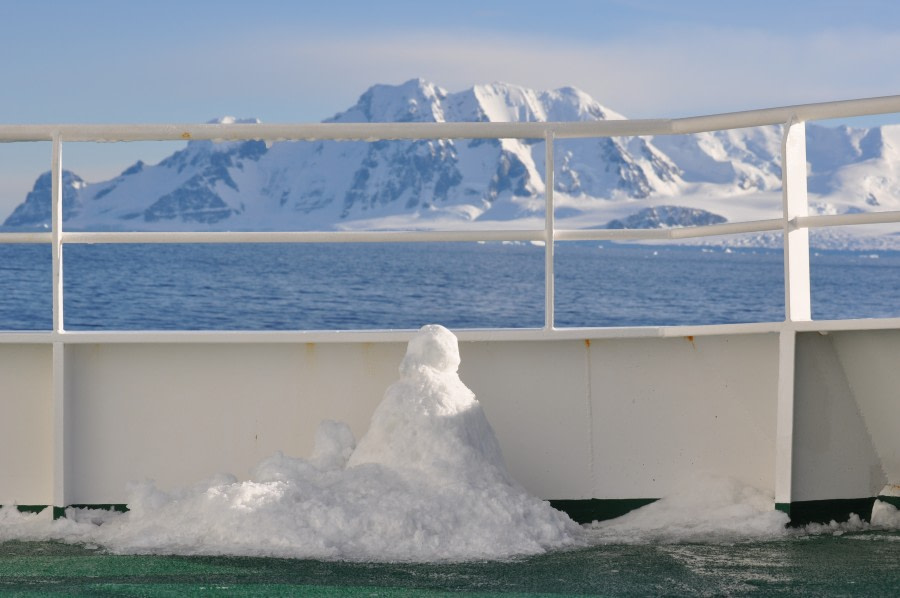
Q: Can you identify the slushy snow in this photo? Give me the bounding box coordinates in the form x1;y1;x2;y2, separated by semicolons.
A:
2;325;898;558
585;473;790;544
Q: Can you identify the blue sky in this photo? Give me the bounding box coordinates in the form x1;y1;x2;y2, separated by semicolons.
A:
2;0;900;215
5;0;900;123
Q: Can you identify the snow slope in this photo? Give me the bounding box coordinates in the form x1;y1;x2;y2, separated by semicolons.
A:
4;79;899;248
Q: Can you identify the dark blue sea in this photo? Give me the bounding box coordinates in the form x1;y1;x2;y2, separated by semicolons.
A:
2;242;899;330
4;243;900;596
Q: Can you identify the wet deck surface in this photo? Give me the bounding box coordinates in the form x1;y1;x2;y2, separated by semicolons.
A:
3;533;900;596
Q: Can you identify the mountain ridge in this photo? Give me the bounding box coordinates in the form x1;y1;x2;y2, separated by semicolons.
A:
4;79;899;249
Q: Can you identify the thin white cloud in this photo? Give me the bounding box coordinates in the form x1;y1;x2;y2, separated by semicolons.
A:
28;20;896;124
243;25;900;120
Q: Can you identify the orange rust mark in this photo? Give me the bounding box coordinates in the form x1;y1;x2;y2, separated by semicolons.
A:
181;132;191;140
686;336;694;343
584;339;591;348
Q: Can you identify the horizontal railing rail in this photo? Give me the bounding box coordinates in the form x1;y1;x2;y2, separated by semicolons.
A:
0;232;52;243
4;210;900;245
0;93;900;142
56;230;547;244
794;210;900;229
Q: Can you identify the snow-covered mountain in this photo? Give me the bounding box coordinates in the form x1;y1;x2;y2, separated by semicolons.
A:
4;79;900;248
606;206;727;230
4;170;89;227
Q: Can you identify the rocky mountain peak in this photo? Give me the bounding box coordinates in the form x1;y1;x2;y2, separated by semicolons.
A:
331;78;449;123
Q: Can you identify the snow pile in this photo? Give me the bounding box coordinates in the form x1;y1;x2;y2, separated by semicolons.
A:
871;499;900;528
584;474;900;544
346;324;512;484
586;474;790;544
0;325;579;561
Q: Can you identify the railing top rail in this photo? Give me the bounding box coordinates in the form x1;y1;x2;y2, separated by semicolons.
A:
668;94;900;134
5;210;900;245
1;94;900;143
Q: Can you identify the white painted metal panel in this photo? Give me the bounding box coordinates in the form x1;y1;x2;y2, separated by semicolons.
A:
830;331;900;489
460;341;593;500
63;340;596;504
65;343;403;504
56;336;781;504
792;332;886;501
0;344;52;504
5;331;900;509
590;334;779;499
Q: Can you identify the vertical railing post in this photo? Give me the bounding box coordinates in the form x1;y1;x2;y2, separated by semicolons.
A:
782;118;811;323
50;133;68;518
544;130;555;331
51;133;64;333
774;117;811;517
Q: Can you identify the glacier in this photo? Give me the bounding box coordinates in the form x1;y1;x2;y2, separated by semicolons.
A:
4;78;900;249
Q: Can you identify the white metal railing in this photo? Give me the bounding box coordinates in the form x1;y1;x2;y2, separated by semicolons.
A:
1;94;900;142
3;93;900;335
8;95;900;520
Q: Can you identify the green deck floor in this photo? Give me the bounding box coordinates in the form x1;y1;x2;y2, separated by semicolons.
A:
3;533;900;596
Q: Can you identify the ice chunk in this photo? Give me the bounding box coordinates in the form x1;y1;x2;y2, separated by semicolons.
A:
871;499;900;528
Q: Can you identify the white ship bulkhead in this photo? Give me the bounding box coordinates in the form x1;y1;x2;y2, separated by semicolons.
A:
4;95;900;525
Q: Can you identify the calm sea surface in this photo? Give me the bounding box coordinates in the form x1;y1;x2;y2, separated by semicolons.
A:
2;242;899;330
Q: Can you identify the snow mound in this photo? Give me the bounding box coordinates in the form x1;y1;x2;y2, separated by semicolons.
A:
586;474;790;544
0;325;579;562
347;324;512;485
871;499;900;528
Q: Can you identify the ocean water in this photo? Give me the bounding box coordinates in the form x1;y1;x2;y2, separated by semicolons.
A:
4;242;900;595
2;242;900;331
